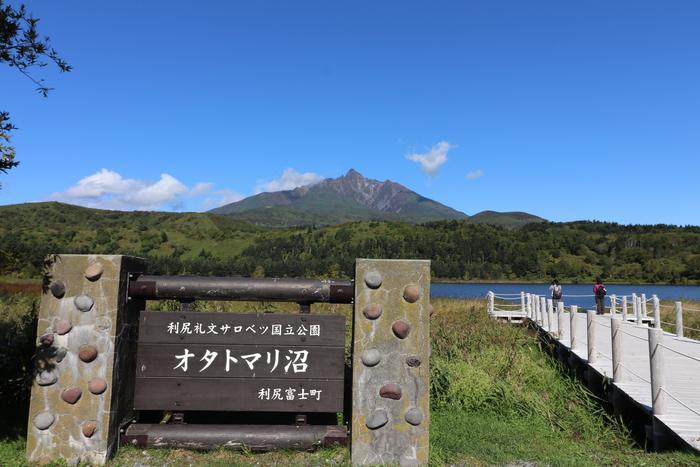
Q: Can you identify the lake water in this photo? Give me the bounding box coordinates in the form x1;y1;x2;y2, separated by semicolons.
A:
431;283;700;309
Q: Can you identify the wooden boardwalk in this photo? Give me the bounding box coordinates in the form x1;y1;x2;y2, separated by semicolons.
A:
488;292;700;452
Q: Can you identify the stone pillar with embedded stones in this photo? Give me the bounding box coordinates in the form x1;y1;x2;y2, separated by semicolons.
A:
26;255;146;465
351;259;431;466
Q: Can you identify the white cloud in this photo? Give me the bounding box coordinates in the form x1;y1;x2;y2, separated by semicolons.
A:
254;168;323;194
466;169;483;180
50;169;213;211
406;141;454;176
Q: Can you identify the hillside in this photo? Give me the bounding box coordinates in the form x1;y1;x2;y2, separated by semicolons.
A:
0;202;699;283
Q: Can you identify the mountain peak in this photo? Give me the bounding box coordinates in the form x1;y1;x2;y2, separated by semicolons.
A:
209;168;469;226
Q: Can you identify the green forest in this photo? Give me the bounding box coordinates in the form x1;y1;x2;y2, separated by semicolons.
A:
1;202;699;284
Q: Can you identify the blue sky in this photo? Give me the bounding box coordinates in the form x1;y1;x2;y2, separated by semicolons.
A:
1;0;699;224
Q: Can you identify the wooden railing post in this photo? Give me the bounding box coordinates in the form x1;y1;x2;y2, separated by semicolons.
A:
648;327;666;416
557;301;565;339
611;316;623;383
610;294;617;315
535;295;541;325
587;310;597;364
622;295;628;322
547;298;554;333
487;291;494;315
541;297;549;330
652;294;661;329
675;301;684;338
521;291;526;315
642;293;648;318
570;305;578;349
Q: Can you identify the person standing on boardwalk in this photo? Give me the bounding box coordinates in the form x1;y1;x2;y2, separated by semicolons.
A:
593;277;606;315
549;279;562;311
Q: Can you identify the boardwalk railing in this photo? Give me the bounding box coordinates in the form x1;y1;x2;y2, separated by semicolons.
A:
487;290;700;452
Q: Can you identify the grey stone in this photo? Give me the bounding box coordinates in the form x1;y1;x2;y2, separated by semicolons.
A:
61;387;82;404
366;409;388;430
74;294;94;312
36;370;58;386
406;356;421;367
33;412;55;430
54;319;72;335
379;383;402;400
392;319;411;339
403;284;421;303
361;349;381;367
405;408;423;426
364;270;382;289
50;280;66;298
55;347;68;363
85;262;104;281
362;303;382;320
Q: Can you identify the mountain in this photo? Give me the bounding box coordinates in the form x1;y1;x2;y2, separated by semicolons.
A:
210;169;543;227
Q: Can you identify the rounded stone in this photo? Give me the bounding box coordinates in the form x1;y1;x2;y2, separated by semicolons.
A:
406;356;422;368
61;387;82;405
54;319;72;335
33;411;55;430
50;281;66;298
379;383;402;400
38;333;54;346
79;345;98;363
88;377;107;395
362;303;382;320
366;409;388;430
85;262;104;281
36;370;58;386
74;294;94;312
392;319;411;339
361;349;381;367
82;421;98;438
55;347;68;363
403;284;421;303
364;271;382;289
405;408;424;426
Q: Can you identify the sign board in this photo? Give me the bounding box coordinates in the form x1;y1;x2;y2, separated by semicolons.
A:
134;311;345;412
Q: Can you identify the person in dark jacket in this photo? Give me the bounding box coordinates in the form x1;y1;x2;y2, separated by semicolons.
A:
593;277;606;315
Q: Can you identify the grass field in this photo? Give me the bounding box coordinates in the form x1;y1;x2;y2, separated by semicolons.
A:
1;294;700;465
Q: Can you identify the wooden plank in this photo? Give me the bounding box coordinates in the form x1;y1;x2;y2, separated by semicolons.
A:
133;377;344;412
136;343;344;379
138;311;345;346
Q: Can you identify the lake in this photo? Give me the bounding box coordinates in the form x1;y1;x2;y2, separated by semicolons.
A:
431;282;700;310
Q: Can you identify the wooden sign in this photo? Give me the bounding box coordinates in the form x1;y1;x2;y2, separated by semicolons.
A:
134;311;345;412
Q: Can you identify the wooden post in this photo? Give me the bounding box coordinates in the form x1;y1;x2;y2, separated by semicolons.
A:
642;293;648;318
611;316;623;383
675;301;684;338
648;327;666;416
547;298;554;333
622;296;628;322
521;291;526;315
541;297;549;330
587;310;597;364
557;301;565;339
610;294;617;315
652;295;661;329
633;294;642;325
487;291;494;316
570;305;578;349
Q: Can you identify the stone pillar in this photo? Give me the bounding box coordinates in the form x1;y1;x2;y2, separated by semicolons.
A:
352;259;431;466
26;254;146;465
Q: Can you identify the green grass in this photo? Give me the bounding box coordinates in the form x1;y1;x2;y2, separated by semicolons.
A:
2;296;700;465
